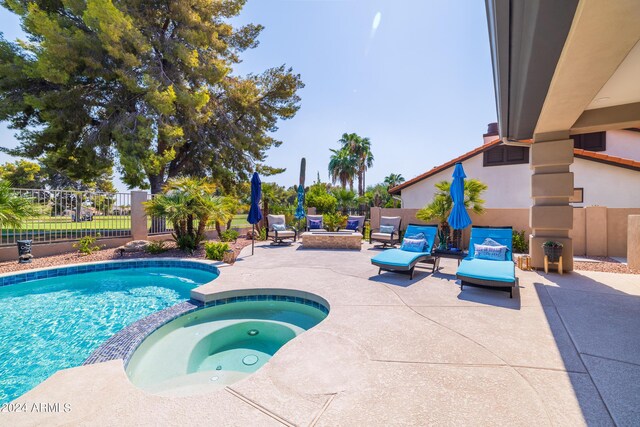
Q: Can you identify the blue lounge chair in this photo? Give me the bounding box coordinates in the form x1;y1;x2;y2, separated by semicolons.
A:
456;226;517;298
371;224;438;279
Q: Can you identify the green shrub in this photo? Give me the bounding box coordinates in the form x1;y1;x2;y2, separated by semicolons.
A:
220;229;239;242
323;212;347;232
73;233;102;255
175;234;197;251
512;230;529;253
145;240;168;254
205;242;230;261
258;227;267;241
306;183;337;214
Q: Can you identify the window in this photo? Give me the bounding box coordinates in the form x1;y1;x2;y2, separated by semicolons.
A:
570;188;584;204
571;132;606;151
483;145;529;167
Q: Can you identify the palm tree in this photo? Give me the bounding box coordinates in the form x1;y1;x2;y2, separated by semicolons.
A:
384;173;405;189
332;188;357;214
416;179;487;248
0;181;39;230
328;148;356;191
144;177;232;250
338;133;374;196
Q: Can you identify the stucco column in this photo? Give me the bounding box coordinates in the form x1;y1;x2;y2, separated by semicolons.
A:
628;215;640;271
529;139;574;270
130;191;149;241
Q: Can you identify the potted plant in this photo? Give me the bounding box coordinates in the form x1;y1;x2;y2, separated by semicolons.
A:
542;241;563;262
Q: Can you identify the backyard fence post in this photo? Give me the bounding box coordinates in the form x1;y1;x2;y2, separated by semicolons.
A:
628;215;640;270
131;191;149;241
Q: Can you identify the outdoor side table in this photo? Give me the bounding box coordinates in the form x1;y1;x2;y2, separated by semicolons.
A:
432;249;468;271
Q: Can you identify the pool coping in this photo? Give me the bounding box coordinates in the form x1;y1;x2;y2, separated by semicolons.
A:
0;257;224;287
84;289;330;367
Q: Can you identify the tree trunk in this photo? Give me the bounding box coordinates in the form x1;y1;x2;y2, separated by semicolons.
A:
149;174;165;195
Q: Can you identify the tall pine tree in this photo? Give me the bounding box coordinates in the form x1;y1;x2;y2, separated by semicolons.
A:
0;0;303;193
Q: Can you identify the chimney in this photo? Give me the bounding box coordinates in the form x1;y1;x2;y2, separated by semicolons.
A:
483;122;499;145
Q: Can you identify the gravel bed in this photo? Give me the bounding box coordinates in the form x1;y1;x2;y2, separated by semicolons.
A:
0;238;252;274
574;256;639;275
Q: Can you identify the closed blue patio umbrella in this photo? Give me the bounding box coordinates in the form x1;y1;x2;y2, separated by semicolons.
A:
447;162;472;249
247;172;263;255
294;184;305;225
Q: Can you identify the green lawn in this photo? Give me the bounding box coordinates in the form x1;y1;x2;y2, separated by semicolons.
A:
3;214;250;234
231;214;250;228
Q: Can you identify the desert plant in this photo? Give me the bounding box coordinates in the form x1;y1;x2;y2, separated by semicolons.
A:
144;178;233;250
205;242;230;261
73;233;102;255
323;212;347;232
542;241;563;248
145;240;168;254
513;230;529;253
0;181;39;229
416;179;487;248
220;229;239;242
258;227;267;241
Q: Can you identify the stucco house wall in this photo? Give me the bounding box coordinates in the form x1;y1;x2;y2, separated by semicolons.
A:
400;130;640;210
603;130;640;159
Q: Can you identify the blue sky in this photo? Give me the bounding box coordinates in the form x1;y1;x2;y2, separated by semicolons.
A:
0;0;497;191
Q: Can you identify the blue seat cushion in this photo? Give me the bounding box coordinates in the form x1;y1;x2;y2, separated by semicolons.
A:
456;258;515;283
371;248;430;268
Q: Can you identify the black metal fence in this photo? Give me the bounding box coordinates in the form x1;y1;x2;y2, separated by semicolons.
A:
2;188;132;246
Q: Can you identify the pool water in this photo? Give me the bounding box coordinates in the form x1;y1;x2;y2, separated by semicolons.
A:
0;266;217;404
127;300;327;396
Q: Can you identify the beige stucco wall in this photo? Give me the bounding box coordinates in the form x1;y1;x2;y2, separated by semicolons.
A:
371;206;638;258
608;208;640;257
0;237;132;262
572;158;640;208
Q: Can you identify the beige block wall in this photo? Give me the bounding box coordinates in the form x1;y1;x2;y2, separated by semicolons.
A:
571;208;586;256
371;206;639;258
0;237;132;262
608;208;640;257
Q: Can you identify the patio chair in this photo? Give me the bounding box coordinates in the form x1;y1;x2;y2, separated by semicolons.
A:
305;214;326;232
266;214;297;245
370;224;438;279
339;215;365;233
370;216;402;247
456;226;517;298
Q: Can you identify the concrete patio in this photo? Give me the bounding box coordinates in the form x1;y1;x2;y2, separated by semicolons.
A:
5;242;640;426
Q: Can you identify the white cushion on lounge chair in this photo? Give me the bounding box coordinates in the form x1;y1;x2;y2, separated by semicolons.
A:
273;230;295;238
371;232;395;241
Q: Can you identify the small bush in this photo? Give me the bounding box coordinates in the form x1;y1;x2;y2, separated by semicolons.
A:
205;242;230;261
323;212;347;232
258;227;267;241
73;233;102;255
145;240;168;254
363;221;371;240
220;229;239;242
175;234;197;251
512;230;529;253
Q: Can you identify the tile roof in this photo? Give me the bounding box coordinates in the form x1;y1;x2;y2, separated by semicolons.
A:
573;149;640;171
388;139;502;194
389;140;640;194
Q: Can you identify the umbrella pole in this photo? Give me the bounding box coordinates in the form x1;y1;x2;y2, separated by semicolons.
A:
252;224;255;255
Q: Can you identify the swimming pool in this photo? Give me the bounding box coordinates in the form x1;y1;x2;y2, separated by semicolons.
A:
0;260;219;404
127;296;328;396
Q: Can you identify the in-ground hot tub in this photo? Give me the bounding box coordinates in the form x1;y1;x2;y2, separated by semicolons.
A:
126;294;329;396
